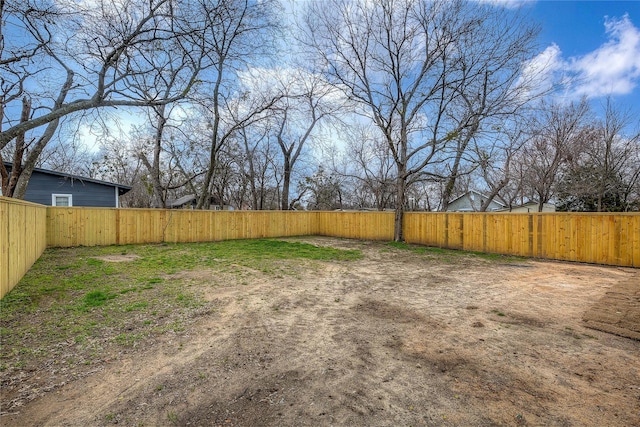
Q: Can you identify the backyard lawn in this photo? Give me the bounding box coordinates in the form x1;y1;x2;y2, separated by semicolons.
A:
1;237;639;426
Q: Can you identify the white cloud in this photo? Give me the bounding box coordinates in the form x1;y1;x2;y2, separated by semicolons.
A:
531;14;640;101
568;15;640;98
476;0;536;9
519;43;566;97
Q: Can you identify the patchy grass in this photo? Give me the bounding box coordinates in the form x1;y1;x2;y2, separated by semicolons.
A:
82;290;117;310
385;241;527;263
0;239;361;382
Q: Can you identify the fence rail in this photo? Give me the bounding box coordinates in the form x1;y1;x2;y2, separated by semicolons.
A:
46;207;319;247
1;201;639;299
403;212;640;267
0;197;47;299
317;211;395;241
46;207;639;267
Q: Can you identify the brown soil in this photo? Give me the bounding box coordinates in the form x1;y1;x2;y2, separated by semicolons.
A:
94;254;141;262
2;237;639;426
583;278;640;340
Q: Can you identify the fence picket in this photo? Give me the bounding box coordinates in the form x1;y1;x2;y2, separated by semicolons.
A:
1;198;638;299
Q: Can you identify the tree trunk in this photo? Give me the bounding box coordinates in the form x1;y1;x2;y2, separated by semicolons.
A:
281;157;291;210
248;155;259;209
14;119;61;199
441;126;478;211
393;173;406;242
151;109;166;208
1;97;31;198
480;179;508;212
441;176;456;213
139;106;168;209
441;149;464;211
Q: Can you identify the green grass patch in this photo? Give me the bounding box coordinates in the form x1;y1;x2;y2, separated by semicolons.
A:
114;332;145;347
129;239;362;271
124;301;148;312
386;241;526;263
82;290;117;309
0;238;360;382
216;239;362;262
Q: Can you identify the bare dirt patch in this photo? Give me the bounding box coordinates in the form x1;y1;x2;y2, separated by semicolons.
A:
2;237;639;426
583;278;640;340
94;254;141;262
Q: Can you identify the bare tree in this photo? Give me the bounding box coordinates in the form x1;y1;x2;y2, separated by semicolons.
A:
591;101;640;211
472;122;530;211
0;0;208;198
237;125;280;210
39;137;94;176
341;124;397;210
270;71;340;210
556;100;640;212
304;165;343;210
131;115;203;208
194;0;280;209
134;100;206;209
89;135;150;207
519;99;590;211
128;18;212;208
303;0;538;240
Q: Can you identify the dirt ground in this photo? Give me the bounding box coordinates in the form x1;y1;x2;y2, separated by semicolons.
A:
583;277;640;341
2;237;639;426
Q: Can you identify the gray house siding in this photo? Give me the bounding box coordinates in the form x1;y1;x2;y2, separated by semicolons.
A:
3;163;130;207
22;173;119;207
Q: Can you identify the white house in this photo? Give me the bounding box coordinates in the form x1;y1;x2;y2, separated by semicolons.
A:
446;190;506;212
499;201;556;213
168;194;234;210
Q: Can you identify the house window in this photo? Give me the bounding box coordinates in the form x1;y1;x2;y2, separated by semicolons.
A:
52;194;73;207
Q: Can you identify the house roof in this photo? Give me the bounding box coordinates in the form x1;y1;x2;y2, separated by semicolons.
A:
3;162;132;195
448;190;506;207
169;194;198;207
168;194;226;208
515;201;555;208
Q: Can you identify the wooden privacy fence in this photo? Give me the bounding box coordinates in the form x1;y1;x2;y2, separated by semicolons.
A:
46;207;639;267
46;207;319;247
317;211;395;241
0;197;48;299
1;202;639;299
403;212;640;267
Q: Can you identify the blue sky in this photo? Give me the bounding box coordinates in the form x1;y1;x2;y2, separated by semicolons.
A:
530;1;638;55
517;0;640;118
